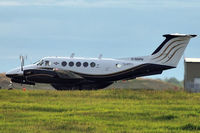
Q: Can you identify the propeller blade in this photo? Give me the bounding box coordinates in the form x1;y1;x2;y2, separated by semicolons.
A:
20;55;24;71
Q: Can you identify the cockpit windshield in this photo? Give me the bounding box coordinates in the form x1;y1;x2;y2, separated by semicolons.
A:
33;60;40;64
34;59;51;66
36;60;44;66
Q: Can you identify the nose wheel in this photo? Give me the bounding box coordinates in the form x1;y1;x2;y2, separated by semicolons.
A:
8;81;14;90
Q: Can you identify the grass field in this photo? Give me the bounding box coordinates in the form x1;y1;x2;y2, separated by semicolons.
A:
1;89;200;133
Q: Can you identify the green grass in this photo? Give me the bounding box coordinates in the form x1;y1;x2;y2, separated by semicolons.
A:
1;89;200;133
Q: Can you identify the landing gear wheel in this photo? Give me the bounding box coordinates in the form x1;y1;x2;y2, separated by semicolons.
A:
8;81;14;90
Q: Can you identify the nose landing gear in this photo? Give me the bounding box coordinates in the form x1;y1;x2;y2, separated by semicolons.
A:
8;81;14;90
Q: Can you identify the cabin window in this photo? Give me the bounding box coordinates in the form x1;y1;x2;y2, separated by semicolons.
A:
76;62;81;67
69;61;74;67
45;60;50;66
83;62;88;67
62;61;67;67
90;62;96;67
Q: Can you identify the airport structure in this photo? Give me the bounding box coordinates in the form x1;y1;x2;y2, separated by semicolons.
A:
184;58;200;92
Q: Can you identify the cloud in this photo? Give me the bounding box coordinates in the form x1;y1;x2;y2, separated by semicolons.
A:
0;0;129;7
0;0;200;8
0;56;18;60
0;1;23;6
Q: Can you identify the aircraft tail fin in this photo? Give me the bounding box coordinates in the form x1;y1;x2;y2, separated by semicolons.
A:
150;33;196;67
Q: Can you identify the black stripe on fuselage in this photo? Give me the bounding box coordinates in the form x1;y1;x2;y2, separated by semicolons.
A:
74;64;174;81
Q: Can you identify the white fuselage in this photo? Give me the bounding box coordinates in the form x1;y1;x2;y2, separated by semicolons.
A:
30;57;142;75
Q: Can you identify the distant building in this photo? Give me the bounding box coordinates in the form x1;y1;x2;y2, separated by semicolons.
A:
184;58;200;92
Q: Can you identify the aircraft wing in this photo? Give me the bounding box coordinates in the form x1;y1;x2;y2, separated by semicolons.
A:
54;69;83;79
24;69;84;81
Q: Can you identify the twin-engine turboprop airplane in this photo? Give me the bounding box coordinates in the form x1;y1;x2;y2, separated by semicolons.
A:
6;33;196;90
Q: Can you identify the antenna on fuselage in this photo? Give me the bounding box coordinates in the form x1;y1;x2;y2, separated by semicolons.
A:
98;54;103;59
70;53;75;58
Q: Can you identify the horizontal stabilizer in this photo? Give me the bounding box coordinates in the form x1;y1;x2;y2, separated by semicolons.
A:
163;33;197;38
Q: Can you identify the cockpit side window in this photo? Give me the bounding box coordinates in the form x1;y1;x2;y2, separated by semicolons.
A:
45;60;51;66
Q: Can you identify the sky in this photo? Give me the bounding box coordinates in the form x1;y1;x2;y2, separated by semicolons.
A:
0;0;200;80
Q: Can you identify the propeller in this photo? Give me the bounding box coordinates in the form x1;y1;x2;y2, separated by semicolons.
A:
19;55;27;71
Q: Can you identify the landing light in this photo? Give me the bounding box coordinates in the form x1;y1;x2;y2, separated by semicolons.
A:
116;64;122;68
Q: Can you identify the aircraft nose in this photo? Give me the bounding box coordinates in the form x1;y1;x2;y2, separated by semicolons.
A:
6;68;23;78
5;73;11;78
6;70;16;78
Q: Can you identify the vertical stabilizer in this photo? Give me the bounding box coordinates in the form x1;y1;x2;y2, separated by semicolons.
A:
151;33;196;67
